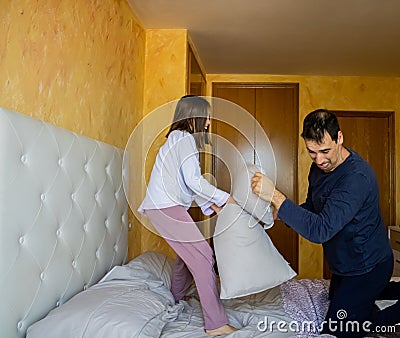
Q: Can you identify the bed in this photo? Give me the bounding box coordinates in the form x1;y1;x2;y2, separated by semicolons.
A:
0;107;396;338
0;107;128;338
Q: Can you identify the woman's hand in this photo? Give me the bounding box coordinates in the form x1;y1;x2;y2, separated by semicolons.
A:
225;196;236;205
210;203;222;215
210;196;236;215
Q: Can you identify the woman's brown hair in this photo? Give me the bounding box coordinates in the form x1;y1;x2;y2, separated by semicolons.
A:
166;95;210;149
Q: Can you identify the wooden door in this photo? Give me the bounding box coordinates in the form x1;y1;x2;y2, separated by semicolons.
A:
323;111;395;278
212;83;299;270
211;87;256;192
255;87;299;269
336;112;394;227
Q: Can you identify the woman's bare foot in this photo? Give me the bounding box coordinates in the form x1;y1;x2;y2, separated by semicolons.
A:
206;324;238;336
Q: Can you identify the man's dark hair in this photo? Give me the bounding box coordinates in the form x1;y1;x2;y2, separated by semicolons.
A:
301;109;340;143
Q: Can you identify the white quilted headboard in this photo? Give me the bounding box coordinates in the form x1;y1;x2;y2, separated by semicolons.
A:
0;108;129;338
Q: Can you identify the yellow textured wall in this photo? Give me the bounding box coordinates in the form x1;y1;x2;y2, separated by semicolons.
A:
0;0;144;148
0;0;146;260
207;73;400;278
143;29;188;113
139;29;188;259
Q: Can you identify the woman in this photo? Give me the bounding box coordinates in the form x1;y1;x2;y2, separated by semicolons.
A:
138;95;237;335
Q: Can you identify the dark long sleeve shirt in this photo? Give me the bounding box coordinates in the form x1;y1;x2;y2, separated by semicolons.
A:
279;149;392;276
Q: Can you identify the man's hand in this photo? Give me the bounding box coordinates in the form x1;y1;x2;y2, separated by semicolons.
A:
251;172;275;202
271;205;279;220
251;172;287;212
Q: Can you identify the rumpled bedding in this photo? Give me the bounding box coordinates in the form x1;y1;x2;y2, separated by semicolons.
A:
27;252;335;338
280;278;400;338
162;283;296;337
280;278;334;337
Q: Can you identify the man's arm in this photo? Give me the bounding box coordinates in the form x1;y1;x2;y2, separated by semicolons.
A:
299;184;314;212
251;171;370;244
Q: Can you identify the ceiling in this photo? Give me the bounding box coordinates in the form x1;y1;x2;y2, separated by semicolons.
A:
129;0;400;77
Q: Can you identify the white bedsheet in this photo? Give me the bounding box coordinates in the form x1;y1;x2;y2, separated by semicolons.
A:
27;252;296;338
162;285;295;337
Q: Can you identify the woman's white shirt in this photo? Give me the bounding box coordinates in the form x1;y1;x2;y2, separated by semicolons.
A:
138;130;229;215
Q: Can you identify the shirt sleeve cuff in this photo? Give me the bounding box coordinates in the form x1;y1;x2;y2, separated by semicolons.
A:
194;192;229;216
277;198;292;220
200;201;214;216
214;192;229;207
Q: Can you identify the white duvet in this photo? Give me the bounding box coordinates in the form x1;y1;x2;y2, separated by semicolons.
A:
27;252;295;338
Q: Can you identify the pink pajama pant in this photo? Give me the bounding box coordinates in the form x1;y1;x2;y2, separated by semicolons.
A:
144;205;228;330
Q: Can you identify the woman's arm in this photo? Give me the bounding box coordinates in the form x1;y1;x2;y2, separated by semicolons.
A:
179;134;230;208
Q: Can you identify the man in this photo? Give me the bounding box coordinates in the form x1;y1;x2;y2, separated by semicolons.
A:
251;109;399;337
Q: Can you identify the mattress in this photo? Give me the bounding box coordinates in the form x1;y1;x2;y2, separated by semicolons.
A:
27;252;299;338
27;252;340;338
28;251;400;337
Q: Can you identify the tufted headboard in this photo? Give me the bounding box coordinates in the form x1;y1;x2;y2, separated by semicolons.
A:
0;108;129;338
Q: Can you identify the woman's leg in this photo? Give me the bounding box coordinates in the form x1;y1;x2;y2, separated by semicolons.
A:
145;206;229;330
170;255;193;302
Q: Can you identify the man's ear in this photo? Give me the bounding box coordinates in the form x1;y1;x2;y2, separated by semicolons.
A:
337;130;344;145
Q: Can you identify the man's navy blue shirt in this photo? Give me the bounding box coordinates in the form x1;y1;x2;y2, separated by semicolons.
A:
279;149;392;276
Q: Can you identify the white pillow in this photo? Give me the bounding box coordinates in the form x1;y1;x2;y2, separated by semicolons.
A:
214;203;296;299
27;252;177;338
231;163;274;228
125;251;174;289
98;251;173;292
27;283;174;338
